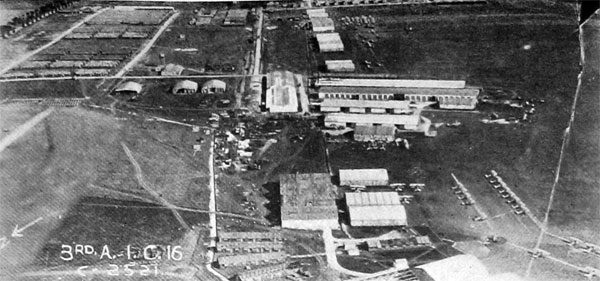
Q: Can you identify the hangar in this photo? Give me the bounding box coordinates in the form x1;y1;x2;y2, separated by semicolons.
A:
339;168;389;186
114;81;142;95
280;173;339;230
345;192;407;226
316;33;344;52
172;80;198;95
202;79;227;94
266;70;300;113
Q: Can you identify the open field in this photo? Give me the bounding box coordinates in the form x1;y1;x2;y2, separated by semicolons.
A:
0;104;212;276
319;4;595;281
1;6;176;79
264;3;577;79
136;4;255;75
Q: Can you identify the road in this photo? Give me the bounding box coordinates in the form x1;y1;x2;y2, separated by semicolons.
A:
321;227;371;277
252;7;264;76
114;11;180;77
204;132;229;281
121;142;191;231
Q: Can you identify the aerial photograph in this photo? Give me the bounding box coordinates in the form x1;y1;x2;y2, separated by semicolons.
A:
0;0;598;280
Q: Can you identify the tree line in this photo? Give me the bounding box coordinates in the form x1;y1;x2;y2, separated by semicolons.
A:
2;0;80;38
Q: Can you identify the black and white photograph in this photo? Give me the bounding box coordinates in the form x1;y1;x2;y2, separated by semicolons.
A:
0;0;598;280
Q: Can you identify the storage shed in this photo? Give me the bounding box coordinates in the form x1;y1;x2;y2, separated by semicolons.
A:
325;60;356;72
339;168;389;186
316;33;344;52
345;192;407;226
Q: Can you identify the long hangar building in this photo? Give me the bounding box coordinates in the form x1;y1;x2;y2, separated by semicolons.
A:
315;78;480;110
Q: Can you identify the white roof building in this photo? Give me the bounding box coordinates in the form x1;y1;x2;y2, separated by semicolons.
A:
114;81;142;94
324;113;421;130
306;8;328;18
316;78;466;88
316;33;344;52
345;192;407;226
339;168;389;186
325;60;355;72
311;17;335;33
172;80;198;95
266;70;299;113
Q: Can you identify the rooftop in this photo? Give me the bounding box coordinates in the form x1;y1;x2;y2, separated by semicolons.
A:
280;173;338;221
316;78;467;89
324;113;420;126
319;99;411;109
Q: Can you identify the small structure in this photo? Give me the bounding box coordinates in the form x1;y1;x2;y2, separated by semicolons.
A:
345;192;407;226
161;63;184;76
306;8;328;18
325;60;355;72
114;81;142;95
172;80;198;95
217;251;286;267
353;125;396;142
201;79;226;94
220;232;283;242
280;173;339;230
316;33;344;52
224;9;248;26
236;263;289;281
339;169;388;186
311;17;335;33
266;70;300;113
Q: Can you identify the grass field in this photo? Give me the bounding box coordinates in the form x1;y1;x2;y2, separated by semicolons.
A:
0;105;211;277
138;5;254;75
318;4;595;281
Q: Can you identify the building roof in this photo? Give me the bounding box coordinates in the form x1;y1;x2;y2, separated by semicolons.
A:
325;60;355;71
220;232;282;241
339;169;389;185
346;191;400;206
202;79;226;90
316;33;344;52
319;99;411;110
319;86;401;95
115;81;142;93
416;255;489;281
306;8;328;18
399;87;480;97
266;71;299;113
280;173;338;222
324;113;420;126
345;192;407;226
354;125;396;137
316;78;466;89
173;80;198;93
161;63;184;76
311;17;335;32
